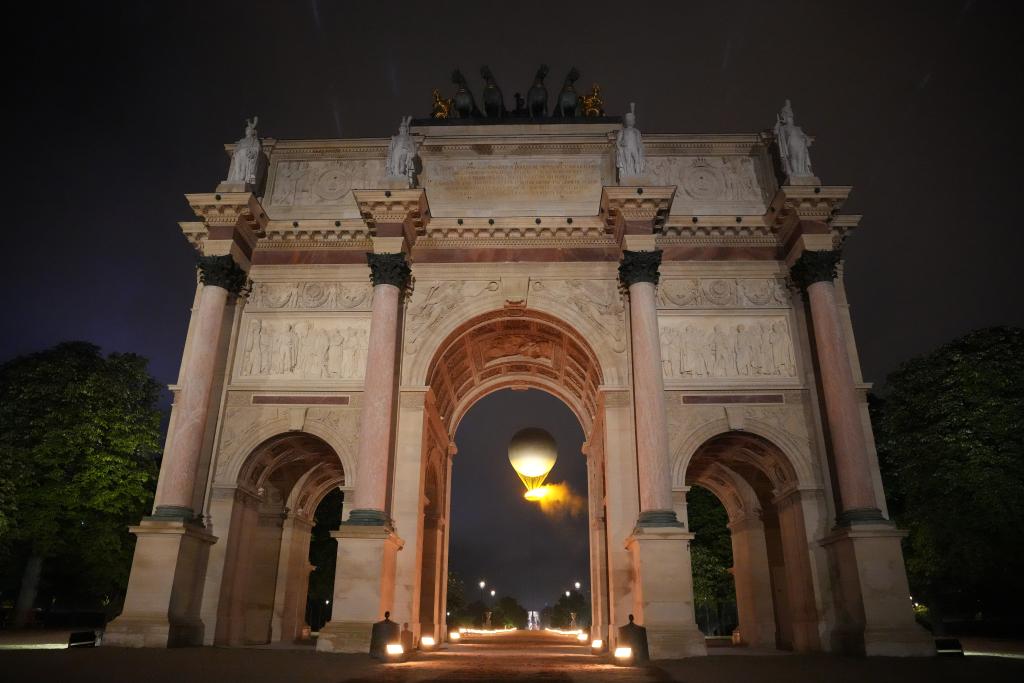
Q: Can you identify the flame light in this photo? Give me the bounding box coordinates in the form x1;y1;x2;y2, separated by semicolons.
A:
508;428;558;496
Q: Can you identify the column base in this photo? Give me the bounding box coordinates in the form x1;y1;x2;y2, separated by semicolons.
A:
316;620;373;654
315;524;403;655
821;524;934;657
626;526;707;659
105;519;216;648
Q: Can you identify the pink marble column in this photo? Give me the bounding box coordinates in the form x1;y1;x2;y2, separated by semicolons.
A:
619;250;678;526
348;252;410;526
791;249;881;522
155;255;246;517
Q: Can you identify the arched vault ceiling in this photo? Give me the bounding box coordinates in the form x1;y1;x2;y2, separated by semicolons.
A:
427;309;603;435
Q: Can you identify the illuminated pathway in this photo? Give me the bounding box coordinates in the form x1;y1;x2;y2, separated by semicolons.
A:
384;629;661;682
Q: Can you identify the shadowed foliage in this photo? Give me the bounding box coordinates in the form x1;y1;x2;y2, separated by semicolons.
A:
0;342;161;622
873;327;1024;627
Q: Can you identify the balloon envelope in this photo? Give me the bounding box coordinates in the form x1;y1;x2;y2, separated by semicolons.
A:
508;427;557;491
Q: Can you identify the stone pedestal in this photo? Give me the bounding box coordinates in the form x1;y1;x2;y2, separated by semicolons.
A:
821;524;934;656
105;519;216;647
316;525;403;654
626;527;707;659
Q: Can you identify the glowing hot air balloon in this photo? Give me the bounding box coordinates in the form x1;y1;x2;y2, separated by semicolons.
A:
508;427;557;501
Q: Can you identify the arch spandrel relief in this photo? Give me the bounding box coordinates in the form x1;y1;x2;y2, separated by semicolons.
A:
658;315;798;383
400;277;627;387
403;280;502;355
233;316;371;383
214;404;360;487
528;279;627;354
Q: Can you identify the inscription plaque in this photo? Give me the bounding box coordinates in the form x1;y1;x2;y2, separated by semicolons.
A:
419;157;606;216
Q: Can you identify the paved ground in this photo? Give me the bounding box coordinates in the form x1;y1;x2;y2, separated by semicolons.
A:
1;628;1023;682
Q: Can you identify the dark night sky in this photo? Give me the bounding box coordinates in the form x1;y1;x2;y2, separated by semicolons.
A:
5;2;1024;606
451;390;588;611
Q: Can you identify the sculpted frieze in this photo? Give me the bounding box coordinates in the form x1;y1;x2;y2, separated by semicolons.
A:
248;281;372;311
237;317;370;381
268;159;386;207
404;280;500;353
658;278;789;309
647;156;764;203
530;279;626;353
659;316;797;380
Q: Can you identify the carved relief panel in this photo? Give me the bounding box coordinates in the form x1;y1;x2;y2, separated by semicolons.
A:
248;281;373;311
234;316;371;382
267;159;386;208
530;279;627;353
646;156;769;214
404;280;501;354
658;315;798;382
657;278;790;309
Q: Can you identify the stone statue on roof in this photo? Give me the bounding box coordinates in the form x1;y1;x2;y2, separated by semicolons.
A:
616;103;645;179
226;117;262;185
774;99;815;182
385;115;418;186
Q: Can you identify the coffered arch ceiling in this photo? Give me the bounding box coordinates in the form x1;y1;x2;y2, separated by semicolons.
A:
426;309;604;437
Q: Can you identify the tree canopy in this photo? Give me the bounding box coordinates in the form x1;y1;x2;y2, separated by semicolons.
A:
0;342;161;614
873;326;1024;621
688;485;734;605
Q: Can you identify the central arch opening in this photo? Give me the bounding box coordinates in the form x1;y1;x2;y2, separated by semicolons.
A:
416;308;608;644
447;388;590;630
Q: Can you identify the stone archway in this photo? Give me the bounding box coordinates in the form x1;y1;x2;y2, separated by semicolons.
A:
215;432;346;646
413;308;608;645
685;431;820;652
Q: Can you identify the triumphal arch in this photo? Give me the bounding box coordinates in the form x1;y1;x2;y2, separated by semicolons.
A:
106;80;932;658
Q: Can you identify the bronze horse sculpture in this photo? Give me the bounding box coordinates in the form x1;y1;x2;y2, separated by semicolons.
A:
451;69;481;118
527;64;549;119
552;67;581;117
480;65;506;118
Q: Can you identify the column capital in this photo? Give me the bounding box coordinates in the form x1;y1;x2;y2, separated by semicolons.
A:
354;189;430;248
197;254;248;295
600;186;674;242
618;249;663;288
366;252;412;289
789;248;841;291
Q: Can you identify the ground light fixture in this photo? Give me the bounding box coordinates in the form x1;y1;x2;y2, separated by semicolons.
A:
576;632;588;642
591;638;604;653
614;646;634;665
449;631;462;641
420;635;436;649
385;642;405;661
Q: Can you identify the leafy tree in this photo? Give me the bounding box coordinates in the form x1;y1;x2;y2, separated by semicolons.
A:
550;589;588;628
445;571;468;626
689;485;737;635
688;485;734;604
0;342;161;624
872;327;1024;625
495;595;528;628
